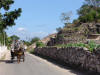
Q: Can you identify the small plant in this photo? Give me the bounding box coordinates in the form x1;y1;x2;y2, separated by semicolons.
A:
87;41;96;52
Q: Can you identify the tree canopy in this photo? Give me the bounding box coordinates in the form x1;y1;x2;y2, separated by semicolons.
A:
0;0;22;32
6;35;20;47
10;35;20;41
30;37;40;44
0;0;22;45
76;0;100;23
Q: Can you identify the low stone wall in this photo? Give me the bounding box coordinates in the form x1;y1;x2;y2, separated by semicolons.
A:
34;47;100;73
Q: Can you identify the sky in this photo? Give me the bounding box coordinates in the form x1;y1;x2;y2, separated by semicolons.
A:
6;0;84;41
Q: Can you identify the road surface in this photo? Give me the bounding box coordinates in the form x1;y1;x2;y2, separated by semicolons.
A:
0;52;91;75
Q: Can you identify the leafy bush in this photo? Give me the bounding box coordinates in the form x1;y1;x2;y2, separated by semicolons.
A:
36;42;46;48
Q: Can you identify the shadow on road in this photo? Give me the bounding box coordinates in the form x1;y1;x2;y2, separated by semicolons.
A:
0;60;17;64
34;53;100;75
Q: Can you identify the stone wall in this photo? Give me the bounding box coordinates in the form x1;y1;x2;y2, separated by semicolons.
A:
34;47;100;73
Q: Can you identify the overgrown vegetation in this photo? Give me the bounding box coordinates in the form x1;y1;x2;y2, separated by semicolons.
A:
54;0;100;47
56;41;100;52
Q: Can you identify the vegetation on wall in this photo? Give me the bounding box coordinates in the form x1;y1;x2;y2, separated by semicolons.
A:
56;41;100;52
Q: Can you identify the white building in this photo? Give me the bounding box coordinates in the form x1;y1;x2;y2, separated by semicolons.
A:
0;45;7;59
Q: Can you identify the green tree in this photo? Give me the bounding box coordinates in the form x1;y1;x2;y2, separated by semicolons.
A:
6;35;20;48
0;0;22;32
22;40;31;46
10;35;20;41
30;37;40;45
0;0;22;45
77;0;100;23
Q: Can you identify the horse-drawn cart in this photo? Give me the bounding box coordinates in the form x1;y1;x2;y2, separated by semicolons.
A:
11;48;25;63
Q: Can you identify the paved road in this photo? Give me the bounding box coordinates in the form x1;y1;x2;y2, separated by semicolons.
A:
0;52;88;75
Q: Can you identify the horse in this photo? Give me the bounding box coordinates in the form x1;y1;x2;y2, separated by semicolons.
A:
16;48;25;63
11;48;25;63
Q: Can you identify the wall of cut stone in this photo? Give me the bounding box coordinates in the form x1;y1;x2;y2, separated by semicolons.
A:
34;47;100;73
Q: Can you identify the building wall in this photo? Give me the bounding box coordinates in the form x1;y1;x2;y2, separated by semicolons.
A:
0;45;7;59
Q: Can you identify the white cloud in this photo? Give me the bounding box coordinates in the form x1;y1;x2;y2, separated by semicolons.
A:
17;27;26;31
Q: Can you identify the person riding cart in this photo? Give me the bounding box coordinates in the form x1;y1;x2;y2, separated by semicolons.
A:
11;39;25;63
11;40;20;59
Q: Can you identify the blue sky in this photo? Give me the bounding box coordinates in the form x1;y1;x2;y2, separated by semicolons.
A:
6;0;84;40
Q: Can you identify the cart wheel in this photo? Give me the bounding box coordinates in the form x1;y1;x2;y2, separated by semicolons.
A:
23;58;25;62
